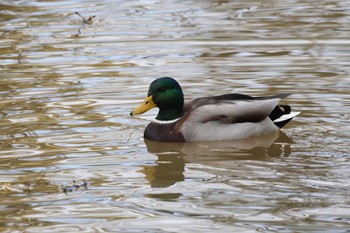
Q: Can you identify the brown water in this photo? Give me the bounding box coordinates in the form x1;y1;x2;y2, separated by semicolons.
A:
1;0;350;232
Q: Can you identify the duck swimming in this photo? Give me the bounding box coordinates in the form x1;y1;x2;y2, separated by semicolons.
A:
130;77;299;142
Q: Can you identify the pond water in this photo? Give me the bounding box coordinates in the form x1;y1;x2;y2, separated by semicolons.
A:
1;0;350;232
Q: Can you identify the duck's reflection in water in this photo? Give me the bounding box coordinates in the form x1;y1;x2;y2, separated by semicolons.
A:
141;152;185;188
141;132;293;188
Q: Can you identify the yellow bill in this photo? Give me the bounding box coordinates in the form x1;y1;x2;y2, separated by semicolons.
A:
130;95;156;116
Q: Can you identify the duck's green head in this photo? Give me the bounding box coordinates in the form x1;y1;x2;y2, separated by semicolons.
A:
130;77;184;121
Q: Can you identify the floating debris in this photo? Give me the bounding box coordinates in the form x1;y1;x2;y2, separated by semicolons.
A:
62;180;88;194
0;182;31;193
74;12;96;25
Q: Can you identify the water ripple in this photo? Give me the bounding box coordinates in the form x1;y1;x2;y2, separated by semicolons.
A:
1;0;350;232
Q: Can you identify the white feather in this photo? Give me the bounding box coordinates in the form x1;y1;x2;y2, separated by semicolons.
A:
273;111;301;123
152;118;180;124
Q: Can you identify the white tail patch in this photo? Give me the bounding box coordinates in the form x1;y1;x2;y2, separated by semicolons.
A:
273;111;300;123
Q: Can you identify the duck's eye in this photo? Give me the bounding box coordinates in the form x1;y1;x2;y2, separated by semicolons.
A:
159;87;166;92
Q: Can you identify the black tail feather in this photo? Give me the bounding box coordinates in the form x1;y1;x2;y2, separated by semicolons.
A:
274;117;293;128
269;105;293;128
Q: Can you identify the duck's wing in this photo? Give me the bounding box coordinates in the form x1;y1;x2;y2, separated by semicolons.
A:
179;97;284;141
184;93;290;110
183;97;282;125
210;93;291;101
183;93;291;124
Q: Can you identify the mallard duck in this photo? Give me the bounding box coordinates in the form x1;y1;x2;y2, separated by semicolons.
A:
130;77;300;142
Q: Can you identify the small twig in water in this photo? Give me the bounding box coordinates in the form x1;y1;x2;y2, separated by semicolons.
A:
62;180;88;194
74;11;96;25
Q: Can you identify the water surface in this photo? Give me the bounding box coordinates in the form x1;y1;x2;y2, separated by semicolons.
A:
1;0;350;232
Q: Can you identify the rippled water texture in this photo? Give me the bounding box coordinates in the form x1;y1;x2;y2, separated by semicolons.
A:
1;0;350;232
